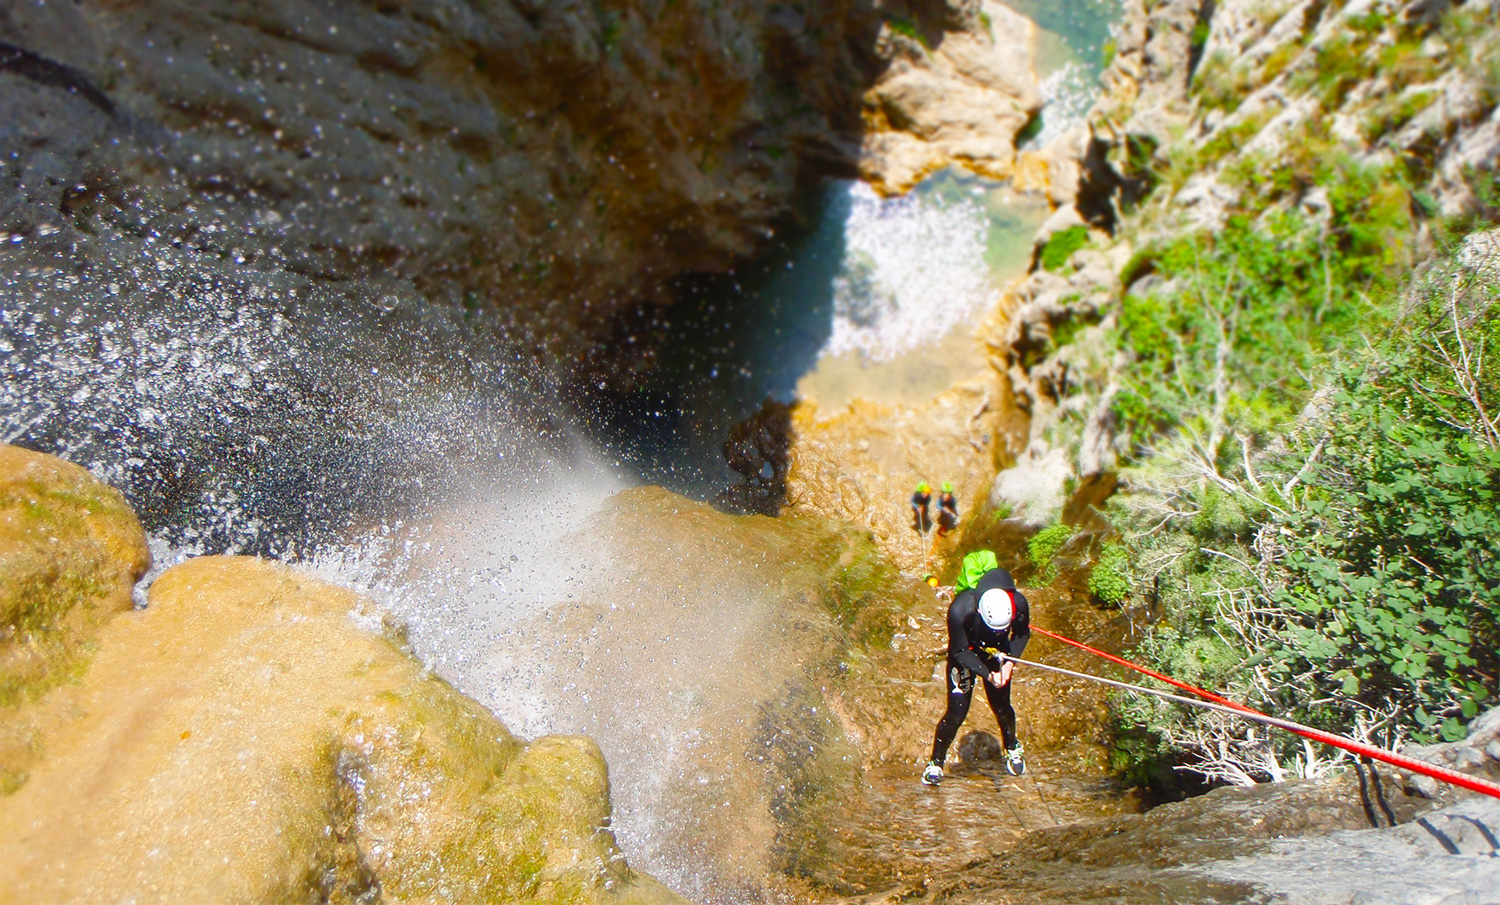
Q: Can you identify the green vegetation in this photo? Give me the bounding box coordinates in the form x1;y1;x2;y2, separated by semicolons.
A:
885;17;929;50
1194;51;1251;113
1086;3;1500;788
1361;87;1438;142
1190;21;1212;52
1026;523;1076;586
1040;225;1090;271
1114;152;1413;453
1088;542;1131;606
1050;308;1097;351
1110;253;1499;785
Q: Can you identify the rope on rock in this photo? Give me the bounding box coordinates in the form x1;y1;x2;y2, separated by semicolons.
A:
1011;626;1500;802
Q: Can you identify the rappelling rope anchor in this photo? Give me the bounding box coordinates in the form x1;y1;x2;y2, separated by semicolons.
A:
1002;629;1500;802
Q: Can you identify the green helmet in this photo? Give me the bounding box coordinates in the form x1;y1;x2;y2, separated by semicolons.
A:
942;482;954;493
916;482;930;493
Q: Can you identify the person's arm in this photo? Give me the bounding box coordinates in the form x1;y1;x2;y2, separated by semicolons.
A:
1007;590;1032;659
947;599;993;678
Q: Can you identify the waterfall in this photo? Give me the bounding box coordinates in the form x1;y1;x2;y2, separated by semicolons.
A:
1;3;1124;898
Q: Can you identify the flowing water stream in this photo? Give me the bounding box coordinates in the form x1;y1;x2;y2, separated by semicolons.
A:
2;2;1126;900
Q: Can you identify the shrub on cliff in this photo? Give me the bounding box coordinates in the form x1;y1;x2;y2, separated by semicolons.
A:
1107;230;1500;788
1025;523;1076;587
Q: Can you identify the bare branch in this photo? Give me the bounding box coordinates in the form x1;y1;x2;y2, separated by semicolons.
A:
1281;435;1327;499
1239;433;1262;492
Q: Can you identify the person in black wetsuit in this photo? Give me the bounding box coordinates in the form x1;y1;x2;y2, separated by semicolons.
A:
922;557;1030;785
911;482;933;532
936;482;959;536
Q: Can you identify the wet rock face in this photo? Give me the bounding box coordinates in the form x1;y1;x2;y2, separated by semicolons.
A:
1;0;869;374
0;551;686;905
927;712;1500;905
480;485;951;903
0;0;1038;384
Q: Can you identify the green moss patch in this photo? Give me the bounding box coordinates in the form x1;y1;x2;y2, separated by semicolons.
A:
1040;225;1090;272
0;447;149;710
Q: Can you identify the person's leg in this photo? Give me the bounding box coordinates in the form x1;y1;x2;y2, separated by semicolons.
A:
981;676;1018;750
930;661;976;765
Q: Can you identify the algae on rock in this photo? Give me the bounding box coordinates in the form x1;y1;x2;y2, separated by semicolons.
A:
0;551;687;905
0;444;150;795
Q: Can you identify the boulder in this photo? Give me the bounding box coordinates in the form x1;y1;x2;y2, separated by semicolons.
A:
0;444;149;703
0;444;150;793
859;2;1043;193
0;555;686;905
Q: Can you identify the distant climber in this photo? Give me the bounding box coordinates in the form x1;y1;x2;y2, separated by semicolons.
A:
936;482;959;536
922;550;1030;785
911;482;933;533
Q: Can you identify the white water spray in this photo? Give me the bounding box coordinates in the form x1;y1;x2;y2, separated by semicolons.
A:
822;179;1003;362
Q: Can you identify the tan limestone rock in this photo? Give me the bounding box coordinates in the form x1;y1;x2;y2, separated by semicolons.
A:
859;4;1043;194
0;445;150;793
0;444;149;703
0;555;685;905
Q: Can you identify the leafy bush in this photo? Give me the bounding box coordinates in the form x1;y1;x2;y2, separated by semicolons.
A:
1108;233;1500;786
1076;0;1500;787
1088;542;1131;606
1027;523;1077;585
1264;277;1500;741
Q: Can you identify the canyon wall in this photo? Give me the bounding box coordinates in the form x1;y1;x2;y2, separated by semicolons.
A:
993;0;1500;522
1;0;1039;387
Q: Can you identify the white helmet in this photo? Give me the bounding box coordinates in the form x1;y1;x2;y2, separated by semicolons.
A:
978;588;1013;631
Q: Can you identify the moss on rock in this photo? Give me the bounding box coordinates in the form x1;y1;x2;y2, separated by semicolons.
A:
0;445;150;705
0;556;687;905
0;445;151;794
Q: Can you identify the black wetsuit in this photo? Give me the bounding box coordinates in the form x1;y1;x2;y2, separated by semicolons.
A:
911;489;933;532
937;491;958;533
930;568;1031;765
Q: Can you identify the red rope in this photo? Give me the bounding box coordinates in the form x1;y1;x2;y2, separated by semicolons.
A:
1029;625;1500;801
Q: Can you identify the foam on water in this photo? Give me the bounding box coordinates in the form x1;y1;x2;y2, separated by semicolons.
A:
822;180;1000;362
1030;61;1102;147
